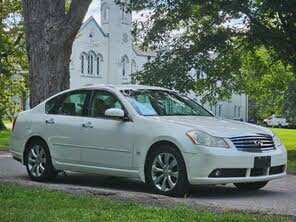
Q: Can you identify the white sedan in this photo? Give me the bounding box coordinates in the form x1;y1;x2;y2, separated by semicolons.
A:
10;85;287;196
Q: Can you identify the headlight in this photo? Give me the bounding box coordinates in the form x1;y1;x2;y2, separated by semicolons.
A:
273;133;282;147
186;130;229;148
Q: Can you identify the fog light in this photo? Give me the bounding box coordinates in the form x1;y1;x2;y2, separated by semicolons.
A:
215;170;222;177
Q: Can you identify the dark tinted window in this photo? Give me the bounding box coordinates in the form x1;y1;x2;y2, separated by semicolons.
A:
90;91;123;117
46;91;91;116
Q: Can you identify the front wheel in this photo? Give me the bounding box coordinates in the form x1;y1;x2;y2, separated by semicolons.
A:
25;139;57;181
234;181;268;190
146;145;189;197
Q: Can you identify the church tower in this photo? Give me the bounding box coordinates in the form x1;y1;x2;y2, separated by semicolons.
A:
101;0;133;84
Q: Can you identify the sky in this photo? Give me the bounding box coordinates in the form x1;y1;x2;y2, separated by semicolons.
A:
84;0;101;23
84;0;148;24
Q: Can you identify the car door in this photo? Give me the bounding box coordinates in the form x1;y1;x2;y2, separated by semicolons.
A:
79;90;134;169
43;90;92;164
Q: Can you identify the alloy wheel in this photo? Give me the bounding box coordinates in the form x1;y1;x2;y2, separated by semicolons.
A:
27;145;47;177
151;153;179;192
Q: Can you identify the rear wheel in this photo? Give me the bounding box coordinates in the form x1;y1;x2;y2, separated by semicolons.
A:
25;139;57;181
234;181;268;190
146;145;189;197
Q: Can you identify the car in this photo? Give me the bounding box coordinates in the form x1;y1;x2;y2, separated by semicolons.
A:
263;115;289;128
10;84;287;197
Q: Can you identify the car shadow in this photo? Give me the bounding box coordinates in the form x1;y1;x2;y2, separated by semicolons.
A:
39;171;284;199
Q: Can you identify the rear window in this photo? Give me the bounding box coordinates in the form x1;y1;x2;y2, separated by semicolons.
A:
45;91;91;116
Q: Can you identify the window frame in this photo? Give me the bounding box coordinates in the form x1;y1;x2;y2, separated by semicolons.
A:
88;54;94;75
101;4;110;23
81;55;85;74
88;89;132;121
121;55;129;77
97;56;100;75
45;90;93;117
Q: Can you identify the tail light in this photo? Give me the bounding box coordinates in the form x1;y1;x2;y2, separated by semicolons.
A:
12;116;18;131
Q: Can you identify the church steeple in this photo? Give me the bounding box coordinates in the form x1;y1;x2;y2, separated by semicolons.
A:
101;0;131;34
100;0;133;84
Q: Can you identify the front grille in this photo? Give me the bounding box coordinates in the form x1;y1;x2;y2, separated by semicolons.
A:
230;134;276;152
250;168;267;176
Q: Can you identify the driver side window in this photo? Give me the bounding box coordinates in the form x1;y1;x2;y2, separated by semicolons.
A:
90;91;123;117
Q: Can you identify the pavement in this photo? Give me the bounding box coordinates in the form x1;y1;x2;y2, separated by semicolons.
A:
0;151;295;218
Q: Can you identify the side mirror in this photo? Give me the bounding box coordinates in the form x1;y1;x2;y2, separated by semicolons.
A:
105;108;125;118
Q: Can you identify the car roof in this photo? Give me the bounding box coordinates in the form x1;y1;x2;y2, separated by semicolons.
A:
80;84;171;91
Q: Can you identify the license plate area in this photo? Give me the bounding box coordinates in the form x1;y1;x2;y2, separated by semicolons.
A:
254;156;271;168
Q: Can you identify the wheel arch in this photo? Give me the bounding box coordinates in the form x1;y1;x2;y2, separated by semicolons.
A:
23;135;49;165
143;140;187;183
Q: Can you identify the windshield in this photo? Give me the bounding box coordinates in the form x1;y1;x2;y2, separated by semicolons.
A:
121;89;212;117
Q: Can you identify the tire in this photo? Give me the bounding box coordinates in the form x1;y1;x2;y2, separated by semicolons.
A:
25;139;57;182
146;145;189;197
234;181;268;190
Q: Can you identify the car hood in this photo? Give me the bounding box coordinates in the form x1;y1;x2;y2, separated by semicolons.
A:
149;116;273;138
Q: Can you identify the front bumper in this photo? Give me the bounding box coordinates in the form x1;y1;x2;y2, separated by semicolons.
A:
183;144;287;185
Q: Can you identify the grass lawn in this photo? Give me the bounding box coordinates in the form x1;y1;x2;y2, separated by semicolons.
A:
271;128;296;150
0;184;290;222
0;129;11;150
0;121;11;150
271;128;296;170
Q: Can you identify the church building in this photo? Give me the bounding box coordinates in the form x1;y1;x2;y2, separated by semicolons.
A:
70;0;156;88
69;0;248;121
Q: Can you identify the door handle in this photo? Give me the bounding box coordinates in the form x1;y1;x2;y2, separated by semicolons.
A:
82;122;94;128
45;119;55;124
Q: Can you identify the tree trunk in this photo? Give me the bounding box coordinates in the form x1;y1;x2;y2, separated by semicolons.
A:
21;91;27;110
26;36;73;107
22;0;92;108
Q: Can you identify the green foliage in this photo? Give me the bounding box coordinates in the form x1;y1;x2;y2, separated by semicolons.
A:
0;184;289;222
129;0;296;69
240;47;294;120
128;0;296;107
0;0;28;124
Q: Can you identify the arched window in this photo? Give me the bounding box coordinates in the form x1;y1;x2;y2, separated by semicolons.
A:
102;4;110;22
88;54;94;74
131;60;137;74
81;55;85;74
80;52;87;74
121;55;129;76
121;0;128;21
218;105;222;116
121;9;127;21
96;54;103;76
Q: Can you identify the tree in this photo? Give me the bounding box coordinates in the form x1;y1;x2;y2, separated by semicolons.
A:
124;0;296;103
240;47;294;122
283;81;296;125
22;0;92;107
0;0;28;130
